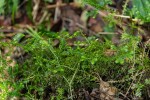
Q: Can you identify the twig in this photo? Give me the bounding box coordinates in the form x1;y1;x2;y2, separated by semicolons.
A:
38;10;49;24
86;4;141;23
107;79;125;83
94;72;103;82
54;0;62;22
122;0;130;15
125;80;133;96
0;30;26;34
18;0;28;9
32;0;40;21
96;32;117;35
119;92;130;100
114;14;130;19
46;2;76;9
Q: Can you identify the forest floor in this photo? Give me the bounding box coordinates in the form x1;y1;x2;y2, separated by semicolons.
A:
0;0;150;100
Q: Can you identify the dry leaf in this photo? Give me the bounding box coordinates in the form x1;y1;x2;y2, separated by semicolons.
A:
104;49;116;56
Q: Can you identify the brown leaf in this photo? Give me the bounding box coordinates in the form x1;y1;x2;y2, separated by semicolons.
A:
104;49;116;56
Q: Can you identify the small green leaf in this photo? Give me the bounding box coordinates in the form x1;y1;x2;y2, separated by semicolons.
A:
91;58;97;65
128;68;135;74
13;33;25;42
145;79;150;85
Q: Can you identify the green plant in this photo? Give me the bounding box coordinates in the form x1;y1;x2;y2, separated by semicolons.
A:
0;0;33;22
0;50;9;100
0;0;5;14
132;0;150;22
0;0;150;99
3;0;19;22
84;0;112;9
1;26;149;99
